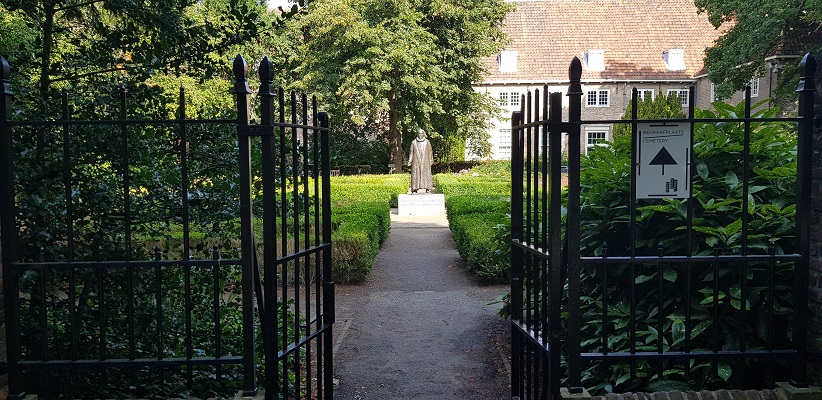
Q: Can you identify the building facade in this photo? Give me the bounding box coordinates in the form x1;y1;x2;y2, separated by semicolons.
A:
471;0;728;160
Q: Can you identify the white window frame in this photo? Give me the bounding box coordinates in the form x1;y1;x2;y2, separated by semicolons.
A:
496;128;512;160
710;83;717;102
499;92;509;107
750;78;759;97
636;89;654;101
586;89;610;107
667;89;689;107
510;91;520;107
585;129;608;154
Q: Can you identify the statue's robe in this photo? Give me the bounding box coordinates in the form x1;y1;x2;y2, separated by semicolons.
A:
409;138;433;192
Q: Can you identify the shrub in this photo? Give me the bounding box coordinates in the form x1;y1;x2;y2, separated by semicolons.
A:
435;173;510;196
449;212;510;282
328;174;407;282
576;100;798;392
437;170;512;282
331;211;382;283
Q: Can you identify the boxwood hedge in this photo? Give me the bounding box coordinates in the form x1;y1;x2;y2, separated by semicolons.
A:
330;174;407;282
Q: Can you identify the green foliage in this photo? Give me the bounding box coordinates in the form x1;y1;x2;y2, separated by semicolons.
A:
332;205;386;283
577;100;798;392
290;0;513;166
437;169;512;282
329;174;408;282
467;160;511;175
611;93;686;143
694;0;819;100
329;129;390;170
0;0;277;96
449;212;510;281
435;173;510;196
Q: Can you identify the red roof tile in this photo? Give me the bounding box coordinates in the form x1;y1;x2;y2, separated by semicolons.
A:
482;0;727;82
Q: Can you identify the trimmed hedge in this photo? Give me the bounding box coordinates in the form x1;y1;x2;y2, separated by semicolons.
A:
436;170;512;282
329;174;408;282
435;174;510;196
449;212;510;282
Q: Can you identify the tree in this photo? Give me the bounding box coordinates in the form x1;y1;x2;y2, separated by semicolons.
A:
611;92;685;146
291;0;511;167
0;0;274;97
694;0;821;99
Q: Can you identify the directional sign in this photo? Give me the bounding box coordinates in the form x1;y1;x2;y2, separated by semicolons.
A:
636;122;691;199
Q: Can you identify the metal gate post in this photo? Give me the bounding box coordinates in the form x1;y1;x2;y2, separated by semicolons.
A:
319;111;334;400
233;55;258;396
793;52;816;388
0;55;22;397
547;92;564;398
510;110;524;399
257;57;279;399
565;57;584;393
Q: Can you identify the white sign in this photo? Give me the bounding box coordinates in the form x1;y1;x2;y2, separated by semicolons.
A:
635;122;691;199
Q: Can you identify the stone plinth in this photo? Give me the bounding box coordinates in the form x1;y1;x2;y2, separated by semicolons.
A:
397;193;446;216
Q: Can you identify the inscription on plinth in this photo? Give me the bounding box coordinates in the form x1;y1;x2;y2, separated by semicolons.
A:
397;194;446;216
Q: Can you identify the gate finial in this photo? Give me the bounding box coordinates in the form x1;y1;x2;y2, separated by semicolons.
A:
233;55;251;95
258;56;275;96
796;53;817;93
568;56;583;96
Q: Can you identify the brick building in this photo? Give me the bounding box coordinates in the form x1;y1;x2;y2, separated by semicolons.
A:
471;0;727;160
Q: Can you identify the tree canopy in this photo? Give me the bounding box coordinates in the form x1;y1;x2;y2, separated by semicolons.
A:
291;0;512;166
695;0;822;99
0;0;278;98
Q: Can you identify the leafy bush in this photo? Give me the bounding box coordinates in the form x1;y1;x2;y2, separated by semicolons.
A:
331;209;383;283
576;100;798;392
437;171;512;282
329;174;407;282
435;173;510;196
449;212;510;281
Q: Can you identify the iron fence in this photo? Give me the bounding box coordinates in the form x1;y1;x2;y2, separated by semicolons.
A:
510;54;816;399
0;53;333;399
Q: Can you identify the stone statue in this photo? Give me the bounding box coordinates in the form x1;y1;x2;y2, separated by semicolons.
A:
408;129;434;193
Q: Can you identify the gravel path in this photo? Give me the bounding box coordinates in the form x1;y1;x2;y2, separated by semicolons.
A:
332;211;511;400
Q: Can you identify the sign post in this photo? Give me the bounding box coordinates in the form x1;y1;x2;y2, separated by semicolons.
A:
635;122;691;199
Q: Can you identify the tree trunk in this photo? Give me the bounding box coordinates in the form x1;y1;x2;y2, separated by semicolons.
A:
387;90;403;171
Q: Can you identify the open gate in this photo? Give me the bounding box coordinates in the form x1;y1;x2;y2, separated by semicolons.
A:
0;54;334;399
510;54;816;399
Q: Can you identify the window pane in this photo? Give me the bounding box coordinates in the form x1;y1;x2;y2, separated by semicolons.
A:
511;92;520;106
587;90;597;106
679;90;688;106
499;92;508;106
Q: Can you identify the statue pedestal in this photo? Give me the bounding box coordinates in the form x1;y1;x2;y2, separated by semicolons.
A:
397;194;446;216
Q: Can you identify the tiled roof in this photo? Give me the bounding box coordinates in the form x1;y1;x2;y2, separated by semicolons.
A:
482;0;727;83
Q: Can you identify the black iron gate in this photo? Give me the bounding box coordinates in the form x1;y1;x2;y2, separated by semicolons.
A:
510;54;816;399
0;54;333;399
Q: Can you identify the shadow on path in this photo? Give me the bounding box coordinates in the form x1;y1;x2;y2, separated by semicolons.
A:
333;211;510;400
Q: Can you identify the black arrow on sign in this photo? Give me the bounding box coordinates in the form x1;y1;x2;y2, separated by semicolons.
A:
649;147;677;175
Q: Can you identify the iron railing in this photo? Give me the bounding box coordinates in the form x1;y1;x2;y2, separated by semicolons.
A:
0;53;333;399
510;54;816;399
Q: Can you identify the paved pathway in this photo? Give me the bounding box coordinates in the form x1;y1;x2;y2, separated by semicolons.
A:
332;211;510;399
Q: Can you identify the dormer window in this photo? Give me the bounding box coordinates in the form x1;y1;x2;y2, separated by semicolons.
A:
582;49;605;72
498;51;518;73
663;49;685;71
